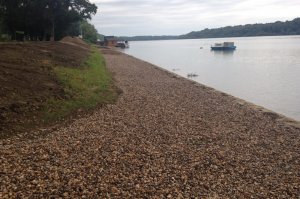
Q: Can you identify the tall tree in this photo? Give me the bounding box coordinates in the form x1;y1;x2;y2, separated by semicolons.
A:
44;0;97;41
1;0;24;38
81;20;98;43
0;0;97;41
0;0;3;33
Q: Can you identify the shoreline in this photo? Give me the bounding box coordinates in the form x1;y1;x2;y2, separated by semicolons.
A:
120;35;300;122
1;47;300;198
122;50;300;128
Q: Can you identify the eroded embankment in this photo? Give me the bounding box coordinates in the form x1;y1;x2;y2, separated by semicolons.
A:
0;39;118;138
1;48;300;198
0;41;89;137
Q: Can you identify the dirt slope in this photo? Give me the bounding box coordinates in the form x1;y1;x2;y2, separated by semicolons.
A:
0;40;90;137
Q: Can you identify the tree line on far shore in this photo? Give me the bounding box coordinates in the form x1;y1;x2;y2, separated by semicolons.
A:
179;18;300;39
119;18;300;41
0;0;99;43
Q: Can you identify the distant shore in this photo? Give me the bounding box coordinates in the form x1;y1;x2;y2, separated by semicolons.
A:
118;17;300;41
1;47;299;198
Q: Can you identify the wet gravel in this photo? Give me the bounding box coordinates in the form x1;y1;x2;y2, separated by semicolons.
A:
1;49;300;198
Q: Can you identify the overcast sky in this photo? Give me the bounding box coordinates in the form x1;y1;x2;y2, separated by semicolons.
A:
89;0;300;36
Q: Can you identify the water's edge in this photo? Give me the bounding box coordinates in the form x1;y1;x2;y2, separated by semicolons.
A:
123;36;300;121
120;50;300;127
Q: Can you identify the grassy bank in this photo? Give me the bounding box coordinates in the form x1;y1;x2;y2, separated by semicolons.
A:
44;47;119;122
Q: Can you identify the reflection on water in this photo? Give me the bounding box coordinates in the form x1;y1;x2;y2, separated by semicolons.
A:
211;50;235;56
124;36;300;121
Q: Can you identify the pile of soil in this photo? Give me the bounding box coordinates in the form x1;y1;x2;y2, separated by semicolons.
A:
60;36;90;50
0;41;90;138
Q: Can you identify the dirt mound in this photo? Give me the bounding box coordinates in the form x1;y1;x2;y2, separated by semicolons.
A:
0;42;90;137
60;36;89;49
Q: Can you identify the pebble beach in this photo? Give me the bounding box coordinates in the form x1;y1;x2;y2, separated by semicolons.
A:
1;48;300;198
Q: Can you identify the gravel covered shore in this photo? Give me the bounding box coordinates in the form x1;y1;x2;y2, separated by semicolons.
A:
1;49;300;198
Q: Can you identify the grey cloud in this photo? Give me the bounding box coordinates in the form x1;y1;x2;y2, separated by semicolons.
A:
90;0;300;36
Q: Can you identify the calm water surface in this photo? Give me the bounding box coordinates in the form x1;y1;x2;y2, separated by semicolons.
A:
122;36;300;121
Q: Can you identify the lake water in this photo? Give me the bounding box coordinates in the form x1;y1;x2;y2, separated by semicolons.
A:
122;36;300;121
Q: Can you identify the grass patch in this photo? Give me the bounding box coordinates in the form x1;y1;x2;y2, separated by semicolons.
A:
44;47;118;121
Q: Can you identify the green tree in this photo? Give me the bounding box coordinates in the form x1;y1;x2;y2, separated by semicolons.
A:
66;21;82;37
81;20;98;43
0;0;3;34
179;18;300;39
41;0;97;41
0;0;97;41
